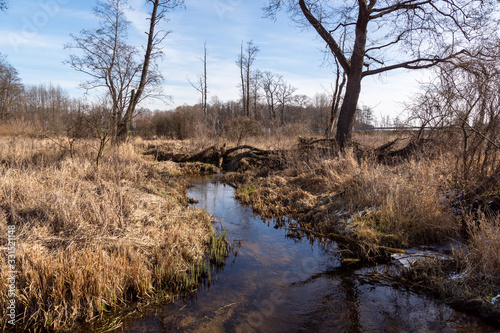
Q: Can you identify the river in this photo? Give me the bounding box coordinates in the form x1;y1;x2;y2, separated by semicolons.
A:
121;176;498;332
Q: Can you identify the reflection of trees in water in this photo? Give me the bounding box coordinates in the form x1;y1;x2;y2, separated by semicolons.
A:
288;268;362;332
340;273;361;333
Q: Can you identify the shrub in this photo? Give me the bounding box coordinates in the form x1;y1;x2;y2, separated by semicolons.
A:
223;116;264;145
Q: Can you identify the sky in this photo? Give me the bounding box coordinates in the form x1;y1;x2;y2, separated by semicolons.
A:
0;0;428;120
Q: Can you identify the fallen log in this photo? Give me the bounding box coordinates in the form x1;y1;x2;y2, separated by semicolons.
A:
223;145;273;157
226;150;280;172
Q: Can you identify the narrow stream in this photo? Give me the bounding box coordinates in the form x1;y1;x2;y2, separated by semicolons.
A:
122;177;498;332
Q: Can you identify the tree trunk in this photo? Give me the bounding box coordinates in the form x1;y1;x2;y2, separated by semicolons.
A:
326;61;346;139
334;4;368;150
298;0;369;149
246;63;250;118
240;43;246;117
117;89;135;139
116;0;159;141
335;75;362;149
203;43;207;118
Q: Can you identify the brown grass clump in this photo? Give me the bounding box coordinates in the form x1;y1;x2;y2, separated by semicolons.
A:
400;213;500;324
0;137;220;331
456;213;500;285
335;155;457;248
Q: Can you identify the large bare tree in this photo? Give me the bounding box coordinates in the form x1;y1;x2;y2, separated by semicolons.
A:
66;0;141;139
66;0;183;140
118;0;185;139
265;0;499;149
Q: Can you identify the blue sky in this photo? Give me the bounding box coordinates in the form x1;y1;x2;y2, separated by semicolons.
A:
0;0;425;119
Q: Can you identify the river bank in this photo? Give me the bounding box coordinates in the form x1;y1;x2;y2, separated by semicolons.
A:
0;137;227;331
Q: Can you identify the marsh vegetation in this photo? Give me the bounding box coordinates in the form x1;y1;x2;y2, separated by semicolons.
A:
0;136;228;331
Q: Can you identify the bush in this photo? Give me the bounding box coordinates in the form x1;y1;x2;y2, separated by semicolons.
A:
223;116;264;145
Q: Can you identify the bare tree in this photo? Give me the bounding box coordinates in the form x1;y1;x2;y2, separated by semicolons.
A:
67;0;183;141
23;83;73;132
188;41;208;118
313;93;330;129
250;69;262;120
292;94;311;123
66;0;141;139
238;43;245;116
277;82;297;126
261;71;282;123
325;58;346;138
0;54;23;121
83;101;114;168
0;0;8;11
355;105;375;128
237;40;259;118
264;0;498;149
119;0;185;139
408;57;500;181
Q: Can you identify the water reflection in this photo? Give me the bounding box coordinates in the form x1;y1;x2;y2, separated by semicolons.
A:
121;177;497;332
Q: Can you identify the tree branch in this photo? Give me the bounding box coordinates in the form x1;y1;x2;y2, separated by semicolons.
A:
362;50;467;77
365;29;410;53
329;22;356;34
298;0;350;74
369;0;431;19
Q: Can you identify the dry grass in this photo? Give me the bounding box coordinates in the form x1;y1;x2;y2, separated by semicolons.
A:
135;133;500;319
455;213;500;284
329;153;457;247
0;137;220;331
400;212;500;323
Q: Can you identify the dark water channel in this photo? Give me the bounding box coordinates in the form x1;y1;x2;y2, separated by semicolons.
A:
122;177;498;332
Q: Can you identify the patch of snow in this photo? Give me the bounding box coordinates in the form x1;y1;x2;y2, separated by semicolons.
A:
392;254;417;268
449;273;467;280
491;295;500;305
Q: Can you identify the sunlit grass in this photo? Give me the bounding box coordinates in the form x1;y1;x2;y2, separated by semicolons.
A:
0;137;222;331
